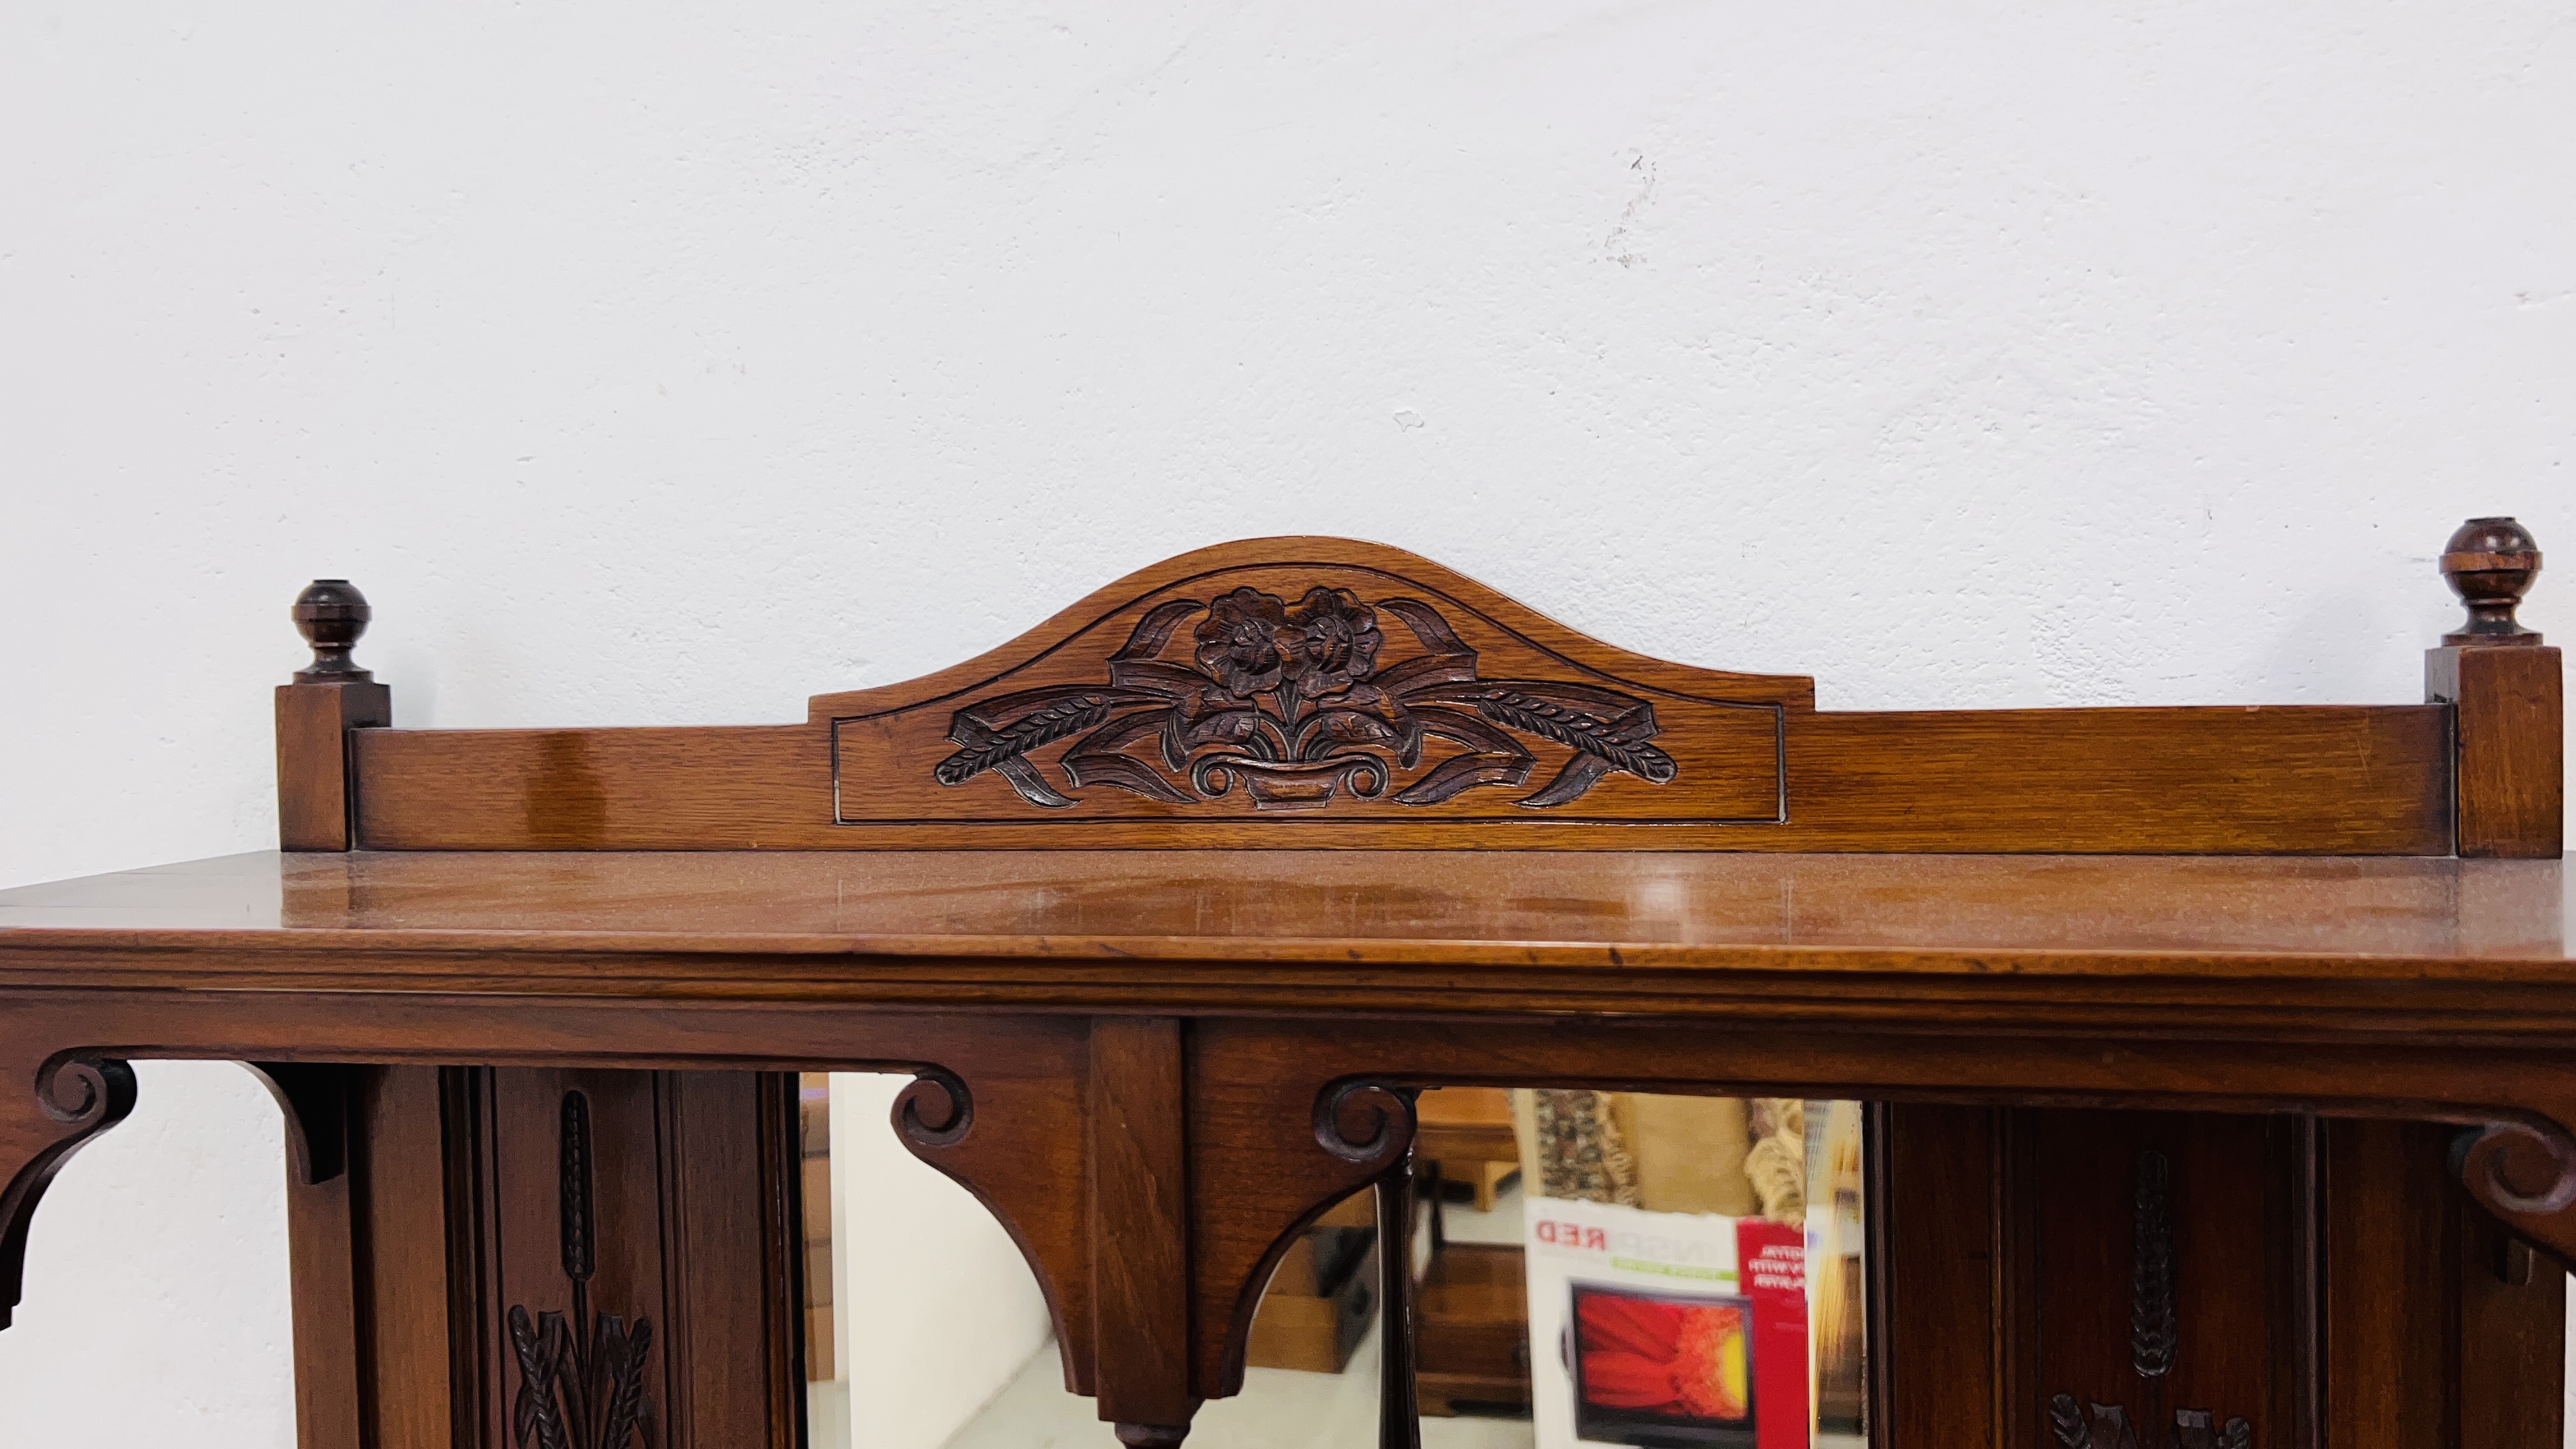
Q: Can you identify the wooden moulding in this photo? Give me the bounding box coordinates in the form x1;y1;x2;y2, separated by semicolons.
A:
6;952;2576;1441
349;537;2450;854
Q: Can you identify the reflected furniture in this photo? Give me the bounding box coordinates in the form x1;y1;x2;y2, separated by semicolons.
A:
0;525;2564;1448
1416;1087;1522;1215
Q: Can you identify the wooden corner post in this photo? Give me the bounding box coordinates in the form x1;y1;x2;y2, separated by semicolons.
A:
269;581;391;1439
275;579;392;851
2426;518;2561;859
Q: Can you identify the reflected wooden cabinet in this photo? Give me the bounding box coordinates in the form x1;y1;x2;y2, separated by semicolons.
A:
0;526;2563;1446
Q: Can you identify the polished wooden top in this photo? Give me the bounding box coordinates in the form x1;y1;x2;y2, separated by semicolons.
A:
0;850;2563;981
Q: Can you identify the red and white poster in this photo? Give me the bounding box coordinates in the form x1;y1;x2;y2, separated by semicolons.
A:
1525;1199;1809;1448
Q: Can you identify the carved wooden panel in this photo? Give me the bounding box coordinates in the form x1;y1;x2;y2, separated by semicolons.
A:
342;533;2456;853
504;1091;657;1449
2044;1151;2253;1449
2028;1115;2284;1448
822;540;1802;834
463;1068;800;1449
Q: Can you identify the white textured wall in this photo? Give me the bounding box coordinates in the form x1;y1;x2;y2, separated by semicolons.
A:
3;1;2570;1442
827;1075;1055;1449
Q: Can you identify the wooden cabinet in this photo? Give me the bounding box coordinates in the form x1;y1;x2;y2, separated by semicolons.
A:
0;526;2562;1446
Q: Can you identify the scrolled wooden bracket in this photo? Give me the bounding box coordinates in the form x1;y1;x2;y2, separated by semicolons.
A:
0;1052;137;1330
882;1034;1101;1399
242;1062;357;1185
1315;1078;1425;1449
894;1067;974;1149
1191;1046;1432;1402
2454;1119;2576;1267
1313;1078;1418;1169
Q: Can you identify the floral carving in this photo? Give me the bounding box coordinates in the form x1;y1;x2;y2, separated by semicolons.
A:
931;588;1678;811
1195;588;1292;697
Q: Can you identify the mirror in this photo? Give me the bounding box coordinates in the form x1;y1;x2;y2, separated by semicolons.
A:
795;1078;1871;1448
798;1073;1059;1449
1390;1089;1868;1448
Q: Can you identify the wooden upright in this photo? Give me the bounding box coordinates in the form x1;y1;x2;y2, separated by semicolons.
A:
0;522;2563;1448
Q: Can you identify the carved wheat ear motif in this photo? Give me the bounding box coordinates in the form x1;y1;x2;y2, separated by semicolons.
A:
2046;1153;2253;1449
2171;1408;2256;1449
561;1091;596;1284
2132;1149;2176;1378
2049;1396;2142;1449
509;1305;573;1449
506;1091;657;1449
2048;1392;2089;1448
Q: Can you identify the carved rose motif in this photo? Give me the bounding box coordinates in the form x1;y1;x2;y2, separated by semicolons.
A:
1280;586;1380;697
1193;588;1290;698
934;585;1678;812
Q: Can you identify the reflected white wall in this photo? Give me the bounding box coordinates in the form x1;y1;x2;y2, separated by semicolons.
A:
0;1061;293;1445
827;1073;1055;1449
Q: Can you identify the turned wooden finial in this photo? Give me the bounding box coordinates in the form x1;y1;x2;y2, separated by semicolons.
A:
2441;517;2543;646
291;578;375;682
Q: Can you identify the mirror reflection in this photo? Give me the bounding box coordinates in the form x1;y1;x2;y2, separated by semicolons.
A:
1395;1090;1867;1448
799;1072;1057;1449
795;1078;1868;1448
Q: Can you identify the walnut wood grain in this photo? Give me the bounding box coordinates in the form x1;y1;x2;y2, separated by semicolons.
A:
2428;645;2564;859
2453;1158;2566;1449
4;525;2565;1444
245;1061;370;1448
886;1020;1100;1397
335;537;2451;854
349;703;2451;854
358;1066;466;1447
277;680;392;851
2312;1119;2575;1449
1087;1017;1196;1436
1878;1105;2014;1446
6;849;2559;988
8;943;2576;1432
274;1074;365;1449
753;1073;804;1448
2325;1119;2444;1448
